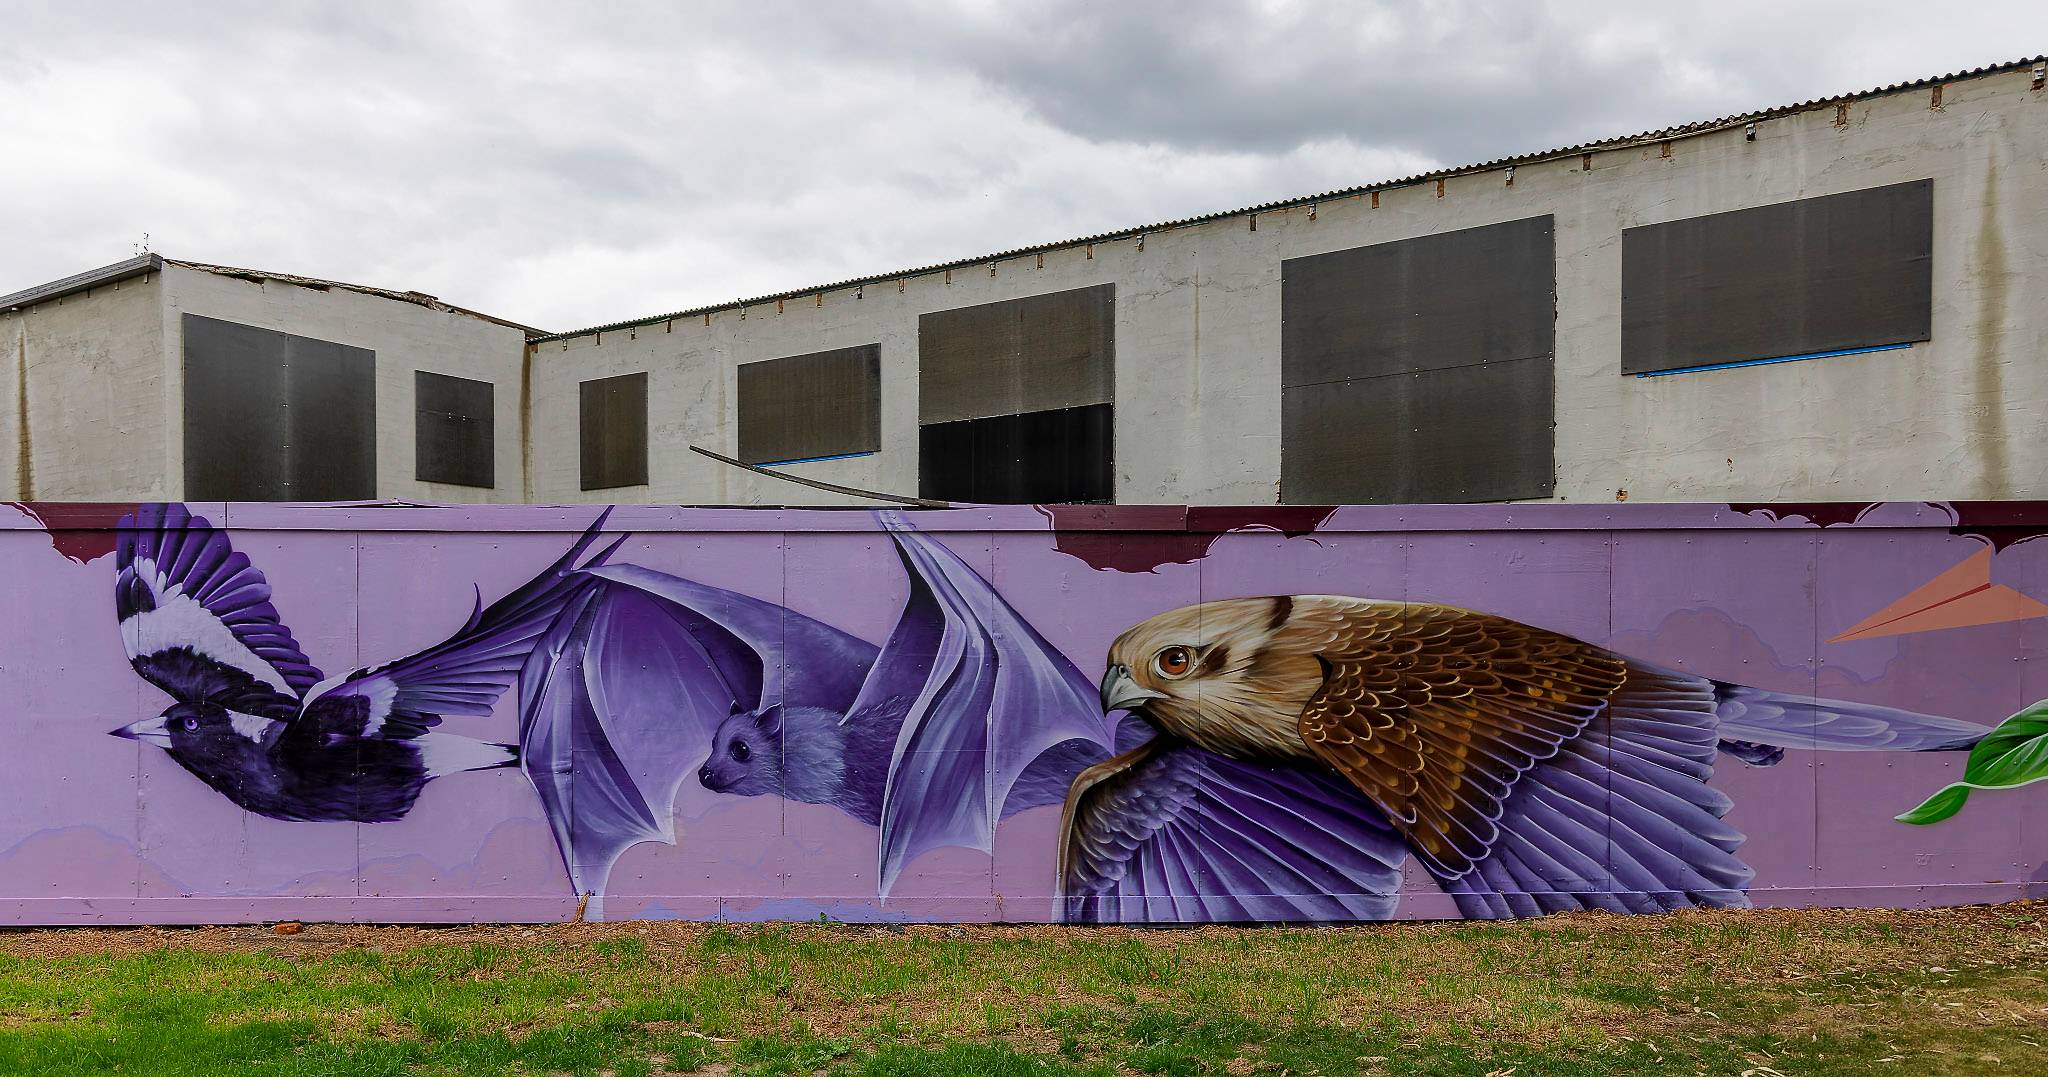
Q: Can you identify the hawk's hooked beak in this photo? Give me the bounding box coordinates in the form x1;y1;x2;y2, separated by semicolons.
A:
1099;664;1164;713
110;717;172;748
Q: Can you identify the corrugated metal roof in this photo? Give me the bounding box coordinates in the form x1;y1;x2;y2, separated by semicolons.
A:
0;255;546;336
532;53;2048;345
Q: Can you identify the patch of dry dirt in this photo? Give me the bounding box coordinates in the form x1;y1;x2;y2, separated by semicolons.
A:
0;901;2038;961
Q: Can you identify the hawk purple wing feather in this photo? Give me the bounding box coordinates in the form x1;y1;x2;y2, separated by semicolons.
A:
1059;740;1410;923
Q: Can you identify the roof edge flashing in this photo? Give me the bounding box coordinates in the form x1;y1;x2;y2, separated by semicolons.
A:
0;254;164;312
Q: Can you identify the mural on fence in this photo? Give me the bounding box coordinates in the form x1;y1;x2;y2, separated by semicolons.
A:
3;500;2046;924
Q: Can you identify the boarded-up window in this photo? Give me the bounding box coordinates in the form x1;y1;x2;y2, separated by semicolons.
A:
1622;179;1933;375
579;371;648;491
1281;216;1556;504
920;403;1113;504
917;284;1114;503
737;344;881;464
920;284;1113;423
414;371;495;488
182;314;376;501
1282;358;1553;504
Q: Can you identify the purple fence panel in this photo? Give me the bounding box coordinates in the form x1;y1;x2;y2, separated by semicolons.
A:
1;498;2044;925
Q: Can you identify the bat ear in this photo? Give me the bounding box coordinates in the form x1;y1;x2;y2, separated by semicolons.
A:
755;703;784;734
728;699;745;717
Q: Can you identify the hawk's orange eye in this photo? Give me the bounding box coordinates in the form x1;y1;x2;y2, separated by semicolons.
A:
1155;646;1193;678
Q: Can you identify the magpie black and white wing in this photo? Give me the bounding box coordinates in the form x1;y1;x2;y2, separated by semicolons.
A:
295;511;623;740
115;503;321;717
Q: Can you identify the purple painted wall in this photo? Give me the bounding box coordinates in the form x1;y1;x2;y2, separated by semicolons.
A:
2;500;2044;925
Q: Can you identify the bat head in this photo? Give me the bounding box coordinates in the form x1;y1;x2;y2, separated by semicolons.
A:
1103;596;1320;753
699;702;785;796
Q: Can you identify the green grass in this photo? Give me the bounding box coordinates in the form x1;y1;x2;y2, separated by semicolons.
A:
0;902;2043;1075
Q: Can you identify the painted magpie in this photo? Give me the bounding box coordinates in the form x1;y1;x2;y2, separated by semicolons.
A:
109;503;620;823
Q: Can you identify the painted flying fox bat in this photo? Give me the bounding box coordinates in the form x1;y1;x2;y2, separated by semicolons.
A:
1061;596;1998;922
515;510;1133;915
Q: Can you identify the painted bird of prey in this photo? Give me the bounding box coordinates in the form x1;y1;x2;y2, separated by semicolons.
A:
109;503;619;822
1071;596;1994;921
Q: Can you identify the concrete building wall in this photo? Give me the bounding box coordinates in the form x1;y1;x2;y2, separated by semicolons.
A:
527;64;2048;507
1;263;531;504
162;266;531;502
0;272;170;501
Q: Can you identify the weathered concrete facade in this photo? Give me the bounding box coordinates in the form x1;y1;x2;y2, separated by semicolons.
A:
525;61;2048;506
162;266;532;503
3;270;167;500
2;259;532;503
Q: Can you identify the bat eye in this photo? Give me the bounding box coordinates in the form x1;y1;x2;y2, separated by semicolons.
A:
729;740;750;763
180;716;200;732
1155;646;1193;678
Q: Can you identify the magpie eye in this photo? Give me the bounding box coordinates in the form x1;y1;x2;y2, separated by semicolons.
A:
180;716;200;732
1155;646;1193;678
729;740;750;763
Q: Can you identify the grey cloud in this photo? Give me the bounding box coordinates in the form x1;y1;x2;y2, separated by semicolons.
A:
772;1;2036;162
0;0;2033;330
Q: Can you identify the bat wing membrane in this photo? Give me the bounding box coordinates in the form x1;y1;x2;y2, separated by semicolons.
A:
581;564;877;712
868;511;1120;896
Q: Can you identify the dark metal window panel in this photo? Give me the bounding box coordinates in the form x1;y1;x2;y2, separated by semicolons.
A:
737;344;882;465
1281;216;1556;387
414;371;495;488
918;402;1113;504
1281;356;1555;504
1621;179;1933;375
918;284;1114;425
579;371;649;491
181;314;376;501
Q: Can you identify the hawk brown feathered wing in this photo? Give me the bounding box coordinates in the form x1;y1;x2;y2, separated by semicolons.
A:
1286;600;1629;878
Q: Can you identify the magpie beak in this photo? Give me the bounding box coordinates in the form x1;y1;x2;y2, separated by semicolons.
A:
1099;664;1165;713
110;717;172;748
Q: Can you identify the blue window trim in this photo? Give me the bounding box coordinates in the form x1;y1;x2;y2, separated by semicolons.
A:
754;450;879;467
1633;341;1913;378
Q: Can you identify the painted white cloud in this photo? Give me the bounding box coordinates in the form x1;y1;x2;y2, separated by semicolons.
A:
0;0;2034;331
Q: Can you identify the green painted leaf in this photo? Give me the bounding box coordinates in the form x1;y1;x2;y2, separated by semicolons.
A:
1962;704;2048;787
1895;783;1971;825
1897;699;2048;825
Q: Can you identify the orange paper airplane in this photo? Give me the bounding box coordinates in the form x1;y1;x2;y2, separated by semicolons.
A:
1830;548;2048;643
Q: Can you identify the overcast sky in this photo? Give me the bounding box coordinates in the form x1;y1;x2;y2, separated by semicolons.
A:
2;2;2038;331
